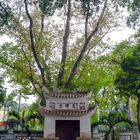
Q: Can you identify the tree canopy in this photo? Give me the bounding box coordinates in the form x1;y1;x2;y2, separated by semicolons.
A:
114;41;140;134
115;44;140;97
0;0;124;96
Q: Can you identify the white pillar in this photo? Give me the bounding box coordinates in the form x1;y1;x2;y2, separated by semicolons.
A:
44;116;55;138
80;115;91;138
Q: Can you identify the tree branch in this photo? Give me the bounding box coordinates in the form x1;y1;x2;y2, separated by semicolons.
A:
24;0;46;87
85;0;90;40
75;28;112;82
2;58;40;92
58;0;71;87
21;46;39;93
38;14;45;40
65;0;108;88
40;14;44;33
41;55;52;84
38;13;51;84
87;27;112;56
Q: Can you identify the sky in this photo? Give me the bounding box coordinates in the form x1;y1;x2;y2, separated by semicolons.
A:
0;35;11;45
106;27;135;43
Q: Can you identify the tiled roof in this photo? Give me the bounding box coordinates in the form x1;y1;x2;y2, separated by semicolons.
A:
39;106;95;117
45;92;89;98
42;85;92;99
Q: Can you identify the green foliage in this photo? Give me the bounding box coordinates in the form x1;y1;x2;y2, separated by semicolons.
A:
8;107;43;131
80;0;101;16
38;0;103;16
112;0;130;7
112;41;133;62
0;75;14;111
0;0;121;93
0;38;51;94
121;46;140;73
0;0;128;115
92;112;133;128
0;2;12;25
28;102;44;129
66;54;116;93
91;111;133;140
0;43;33;92
38;0;65;16
115;45;140;97
114;40;140;133
0;1;13;33
0;76;5;106
127;0;140;28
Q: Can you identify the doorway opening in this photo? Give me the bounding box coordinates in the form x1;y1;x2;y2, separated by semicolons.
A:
55;120;80;140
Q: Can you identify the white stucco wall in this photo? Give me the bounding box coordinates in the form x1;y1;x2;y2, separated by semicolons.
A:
46;97;89;110
43;92;93;138
44;114;91;138
44;116;55;137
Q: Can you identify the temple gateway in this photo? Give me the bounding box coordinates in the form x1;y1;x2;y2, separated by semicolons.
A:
39;86;97;140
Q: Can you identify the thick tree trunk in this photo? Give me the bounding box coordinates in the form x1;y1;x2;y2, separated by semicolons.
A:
58;0;71;86
65;0;108;88
17;93;21;130
104;128;111;140
137;95;140;137
3;103;6;122
24;0;46;86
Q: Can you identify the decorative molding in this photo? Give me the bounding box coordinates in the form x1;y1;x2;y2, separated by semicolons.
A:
39;105;94;116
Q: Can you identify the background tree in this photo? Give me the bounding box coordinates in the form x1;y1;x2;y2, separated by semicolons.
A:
91;112;133;140
0;1;13;32
127;0;140;28
115;44;140;135
0;76;5;107
7;108;42;134
90;47;134;126
88;38;138;126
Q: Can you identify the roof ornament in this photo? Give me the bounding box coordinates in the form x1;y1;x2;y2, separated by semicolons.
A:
86;88;93;100
42;85;50;98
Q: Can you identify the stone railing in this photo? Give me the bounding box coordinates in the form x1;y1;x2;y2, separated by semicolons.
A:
0;130;43;140
0;130;139;140
93;131;138;140
36;138;59;140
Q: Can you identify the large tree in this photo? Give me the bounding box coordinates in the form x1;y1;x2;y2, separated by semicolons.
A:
0;0;127;104
115;44;140;135
127;0;140;28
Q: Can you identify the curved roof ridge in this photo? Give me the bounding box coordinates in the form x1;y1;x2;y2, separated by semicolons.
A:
39;105;94;116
